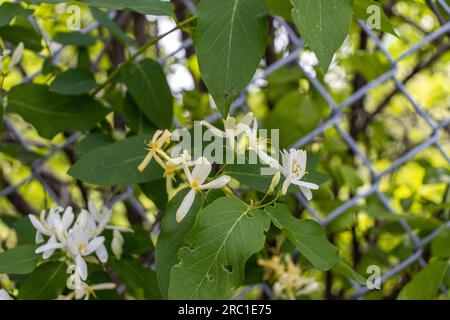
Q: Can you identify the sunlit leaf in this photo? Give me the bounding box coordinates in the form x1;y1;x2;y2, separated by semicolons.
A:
195;0;268;116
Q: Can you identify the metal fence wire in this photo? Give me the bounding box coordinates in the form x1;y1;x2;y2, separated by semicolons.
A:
1;0;449;299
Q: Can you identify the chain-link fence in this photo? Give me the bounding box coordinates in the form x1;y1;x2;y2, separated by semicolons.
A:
1;0;449;299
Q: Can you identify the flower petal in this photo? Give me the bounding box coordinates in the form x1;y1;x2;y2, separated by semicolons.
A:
199;175;231;190
0;289;13;300
300;186;313;200
281;178;291;195
176;189;196;222
85;236;105;255
95;244;109;263
29;215;50;236
191;157;211;184
35;231;44;244
138;151;154;172
76;255;88;281
91;283;116;291
293;180;319;190
62;207;74;229
35;236;65;255
202;121;225;138
240;112;254;127
182;161;193;185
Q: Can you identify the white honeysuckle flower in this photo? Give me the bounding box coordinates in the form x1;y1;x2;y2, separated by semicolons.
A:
138;129;172;172
31;207;74;258
87;201;112;236
242;119;280;170
201;112;254;139
279;149;319;200
29;203;115;287
0;289;13;300
8;42;24;72
66;264;83;291
67;229;106;280
29;206;74;244
176;157;231;222
35;234;65;259
29;207;62;242
159;149;193;194
111;229;124;260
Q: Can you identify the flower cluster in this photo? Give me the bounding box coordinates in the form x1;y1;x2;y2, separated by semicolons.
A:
258;254;320;300
138;113;319;222
28;201;127;299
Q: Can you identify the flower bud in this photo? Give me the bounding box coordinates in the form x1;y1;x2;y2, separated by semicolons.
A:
111;229;124;260
268;171;281;194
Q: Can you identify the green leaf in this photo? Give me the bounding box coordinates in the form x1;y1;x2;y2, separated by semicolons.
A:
90;7;136;46
224;150;273;192
68;134;163;185
121;225;153;256
0;244;39;275
110;258;162;299
13;217;37;245
265;204;339;270
333;260;367;285
139;179;168;211
169;197;270;299
50;69;99;95
0;3;33;27
122;94;156;135
24;0;173;15
397;260;448;300
431;229;450;258
18;262;68;300
0;25;42;51
83;0;173;16
74;132;114;156
353;0;397;36
7;84;108;139
155;188;203;298
122;59;173;129
195;0;268;116
77;47;91;70
53;31;97;47
266;0;292;21
291;0;353;70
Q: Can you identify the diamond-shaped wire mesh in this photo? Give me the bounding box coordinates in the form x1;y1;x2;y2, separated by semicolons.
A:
1;0;449;299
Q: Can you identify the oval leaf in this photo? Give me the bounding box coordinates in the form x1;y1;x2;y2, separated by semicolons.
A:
50;69;99;95
397;260;448;300
195;0;268;116
0;244;39;275
68;134;163;185
155;188;203;298
122;59;173;129
169;197;270;299
291;0;353;70
265;204;339;270
18;262;68;300
7;84;108;139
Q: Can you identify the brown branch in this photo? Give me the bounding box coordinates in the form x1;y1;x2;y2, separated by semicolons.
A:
0;170;37;215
